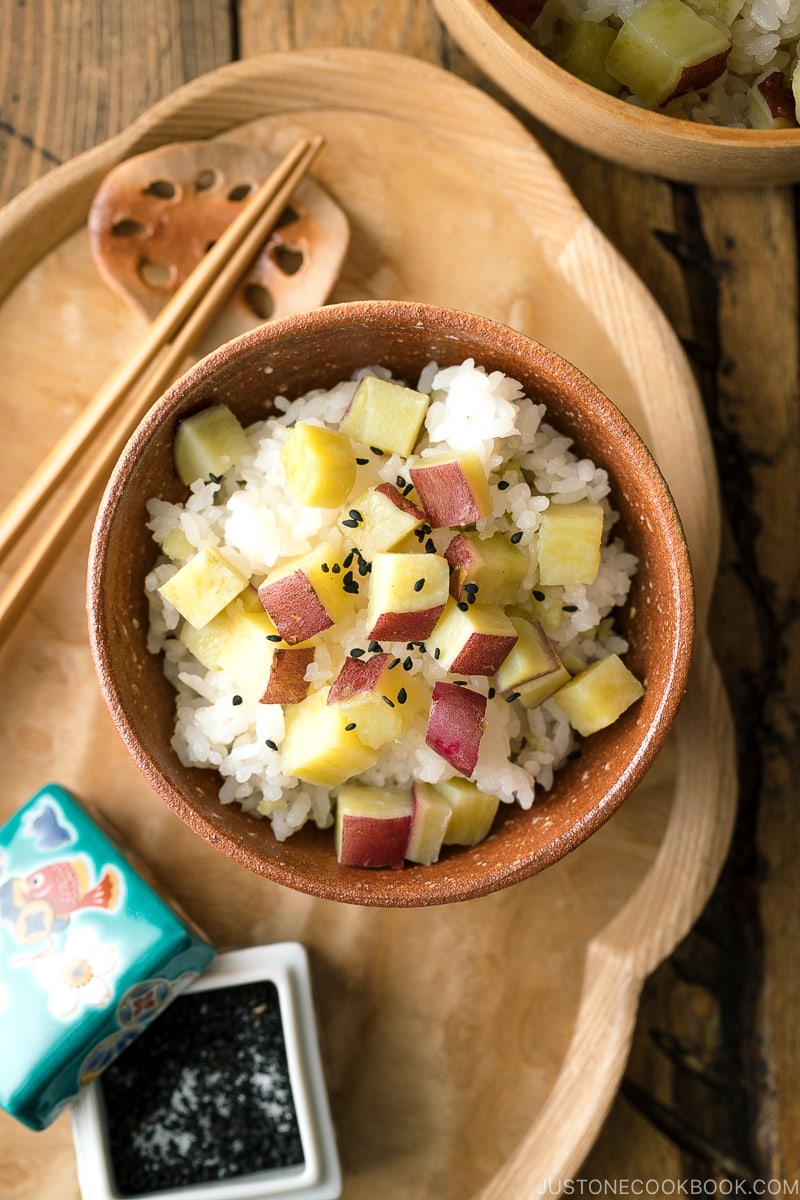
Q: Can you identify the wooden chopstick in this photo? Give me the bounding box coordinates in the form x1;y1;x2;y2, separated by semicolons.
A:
0;133;324;645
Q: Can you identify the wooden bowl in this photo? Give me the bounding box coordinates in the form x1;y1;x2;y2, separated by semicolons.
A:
87;299;694;907
434;0;800;186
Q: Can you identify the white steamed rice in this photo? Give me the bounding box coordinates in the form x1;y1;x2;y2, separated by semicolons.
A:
531;0;800;126
145;360;638;844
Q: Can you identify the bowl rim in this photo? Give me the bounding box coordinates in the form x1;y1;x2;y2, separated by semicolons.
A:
87;299;695;907
448;0;800;149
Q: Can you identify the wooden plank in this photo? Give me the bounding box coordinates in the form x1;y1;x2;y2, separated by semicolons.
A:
0;0;232;206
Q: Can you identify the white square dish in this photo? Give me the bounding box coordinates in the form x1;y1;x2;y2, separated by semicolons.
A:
71;942;341;1200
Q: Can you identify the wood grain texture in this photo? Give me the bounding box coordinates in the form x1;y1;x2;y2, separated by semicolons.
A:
0;0;796;1194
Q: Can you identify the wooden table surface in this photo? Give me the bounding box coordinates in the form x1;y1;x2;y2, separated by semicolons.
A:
0;0;797;1192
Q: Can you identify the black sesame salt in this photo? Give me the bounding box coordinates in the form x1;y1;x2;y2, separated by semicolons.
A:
100;980;303;1196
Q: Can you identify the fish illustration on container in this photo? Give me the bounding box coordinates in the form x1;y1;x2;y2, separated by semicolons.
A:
0;855;121;950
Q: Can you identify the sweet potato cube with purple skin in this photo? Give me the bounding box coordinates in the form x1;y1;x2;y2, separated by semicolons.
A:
366;553;450;642
605;0;731;108
408;451;492;528
260;646;316;705
444;531;528;606
425;681;488;778
335;784;414;869
406;781;453;865
429;598;518;677
494;616;571;708
328;653;392;703
749;71;798;130
337;483;426;558
258;542;350;645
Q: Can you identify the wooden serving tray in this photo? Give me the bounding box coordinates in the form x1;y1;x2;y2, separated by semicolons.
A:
0;50;736;1199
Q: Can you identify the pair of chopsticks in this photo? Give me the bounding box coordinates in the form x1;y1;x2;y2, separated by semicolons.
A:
0;134;324;647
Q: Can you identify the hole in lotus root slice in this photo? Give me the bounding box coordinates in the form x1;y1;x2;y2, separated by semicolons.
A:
138;260;174;290
111;219;148;238
243;283;274;320
274;204;300;230
141;179;177;200
194;169;217;192
227;183;253;202
271;244;304;276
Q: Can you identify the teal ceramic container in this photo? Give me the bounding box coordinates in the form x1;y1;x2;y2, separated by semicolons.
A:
0;782;216;1131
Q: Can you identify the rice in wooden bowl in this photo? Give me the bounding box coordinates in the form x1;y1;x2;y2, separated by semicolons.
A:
434;0;800;185
87;300;694;907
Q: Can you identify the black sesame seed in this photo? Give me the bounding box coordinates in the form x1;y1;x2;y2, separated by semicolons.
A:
433;647;441;660
425;538;436;553
414;528;426;542
344;722;357;732
356;456;370;465
403;656;413;671
533;590;545;601
510;531;524;544
232;695;243;706
506;691;521;702
497;479;510;491
454;680;468;686
370;446;385;456
403;483;415;497
396;475;406;488
397;688;408;704
464;582;479;594
457;601;469;612
467;592;477;604
332;563;341;573
413;578;425;592
343;550;355;567
265;738;278;750
382;695;396;707
562;604;578;612
357;554;371;577
342;571;360;594
321;562;330;572
349;509;363;522
341;518;359;529
421;524;432;535
350;647;366;657
389;657;402;669
267;634;283;642
368;641;383;653
208;472;223;484
488;687;496;699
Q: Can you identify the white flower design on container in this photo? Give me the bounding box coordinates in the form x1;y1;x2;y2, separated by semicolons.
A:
31;929;118;1019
